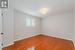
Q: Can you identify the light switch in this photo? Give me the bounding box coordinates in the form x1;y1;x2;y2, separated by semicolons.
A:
0;0;8;8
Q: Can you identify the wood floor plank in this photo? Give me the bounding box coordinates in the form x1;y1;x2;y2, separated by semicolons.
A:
2;34;74;50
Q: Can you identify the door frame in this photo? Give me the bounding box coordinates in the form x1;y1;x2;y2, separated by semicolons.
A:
0;8;2;50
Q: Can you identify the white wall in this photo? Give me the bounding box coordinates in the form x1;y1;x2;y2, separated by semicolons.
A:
14;10;74;42
3;0;14;47
14;10;41;41
73;7;75;46
41;12;73;40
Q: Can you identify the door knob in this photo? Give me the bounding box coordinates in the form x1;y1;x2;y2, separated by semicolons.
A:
1;33;4;35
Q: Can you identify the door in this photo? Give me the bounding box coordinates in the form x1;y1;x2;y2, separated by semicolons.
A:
0;9;2;50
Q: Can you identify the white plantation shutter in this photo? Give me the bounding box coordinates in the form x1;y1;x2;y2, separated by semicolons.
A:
31;18;35;26
26;17;31;26
26;16;35;27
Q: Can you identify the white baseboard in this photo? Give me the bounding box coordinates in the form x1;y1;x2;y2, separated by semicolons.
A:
73;41;75;47
3;43;14;48
15;34;39;42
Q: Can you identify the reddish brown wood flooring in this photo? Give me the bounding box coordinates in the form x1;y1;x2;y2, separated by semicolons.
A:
3;34;74;50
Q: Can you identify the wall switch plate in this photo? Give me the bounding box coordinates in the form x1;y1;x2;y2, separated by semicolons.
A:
0;0;8;8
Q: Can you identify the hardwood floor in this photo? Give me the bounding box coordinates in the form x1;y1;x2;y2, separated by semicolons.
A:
3;34;74;50
2;45;14;50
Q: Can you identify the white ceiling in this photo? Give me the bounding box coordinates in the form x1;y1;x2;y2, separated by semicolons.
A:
14;0;74;17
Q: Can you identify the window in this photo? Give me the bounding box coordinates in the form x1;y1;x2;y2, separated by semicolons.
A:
26;16;35;27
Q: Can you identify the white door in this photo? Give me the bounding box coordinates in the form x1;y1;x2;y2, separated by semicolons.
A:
0;9;2;50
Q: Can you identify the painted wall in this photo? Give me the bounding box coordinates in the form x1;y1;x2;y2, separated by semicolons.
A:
14;10;41;41
73;7;75;46
41;12;73;40
14;10;74;43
